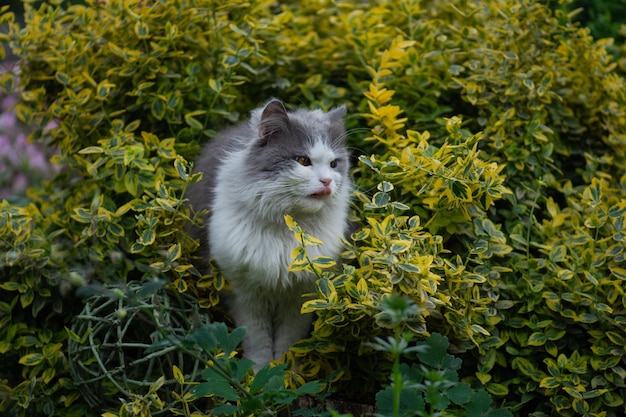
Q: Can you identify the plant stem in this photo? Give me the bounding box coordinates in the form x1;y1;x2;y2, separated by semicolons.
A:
392;327;402;417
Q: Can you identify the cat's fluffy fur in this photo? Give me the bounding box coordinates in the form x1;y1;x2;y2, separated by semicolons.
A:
187;99;351;369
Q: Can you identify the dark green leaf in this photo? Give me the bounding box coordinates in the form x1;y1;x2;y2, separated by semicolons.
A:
376;385;425;415
191;381;240;401
446;382;474;405
418;333;460;370
135;279;166;298
450;181;471;201
465;389;494;417
221;326;246;356
251;364;287;394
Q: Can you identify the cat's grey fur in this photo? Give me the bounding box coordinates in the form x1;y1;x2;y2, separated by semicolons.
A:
187;99;351;370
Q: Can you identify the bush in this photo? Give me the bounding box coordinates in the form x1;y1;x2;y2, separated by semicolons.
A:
1;0;625;416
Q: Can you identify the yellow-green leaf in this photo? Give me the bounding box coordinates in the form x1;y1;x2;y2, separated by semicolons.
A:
540;376;560;389
610;266;626;280
173;365;184;384
527;332;546;346
134;20;149;38
19;353;44;366
485;382;509;396
311;256;336;269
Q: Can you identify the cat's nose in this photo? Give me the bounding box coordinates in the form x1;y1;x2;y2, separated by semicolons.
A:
320;178;332;186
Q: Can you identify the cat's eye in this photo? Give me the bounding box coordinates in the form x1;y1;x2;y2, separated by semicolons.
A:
295;156;312;166
330;160;338;168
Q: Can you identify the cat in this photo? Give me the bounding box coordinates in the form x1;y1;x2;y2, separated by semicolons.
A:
186;99;352;370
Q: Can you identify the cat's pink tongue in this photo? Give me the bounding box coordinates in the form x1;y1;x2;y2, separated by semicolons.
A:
311;186;332;198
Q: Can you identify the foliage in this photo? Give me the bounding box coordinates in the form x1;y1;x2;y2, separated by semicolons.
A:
371;295;511;417
67;279;210;412
556;0;626;43
100;308;332;417
1;0;626;416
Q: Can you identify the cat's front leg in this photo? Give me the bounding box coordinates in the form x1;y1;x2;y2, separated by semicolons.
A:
272;298;314;361
226;293;274;371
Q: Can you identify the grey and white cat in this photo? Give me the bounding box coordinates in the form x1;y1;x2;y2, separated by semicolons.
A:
187;99;351;369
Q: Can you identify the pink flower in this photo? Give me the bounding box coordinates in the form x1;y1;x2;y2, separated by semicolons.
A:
1;94;17;110
0;134;10;153
15;132;27;148
0;111;16;130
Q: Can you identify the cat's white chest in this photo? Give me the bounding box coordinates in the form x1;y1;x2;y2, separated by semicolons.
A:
209;211;298;289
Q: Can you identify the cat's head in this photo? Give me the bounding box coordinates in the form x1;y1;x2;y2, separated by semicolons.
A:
245;99;351;218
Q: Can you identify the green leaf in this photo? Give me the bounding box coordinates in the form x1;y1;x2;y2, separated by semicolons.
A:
301;300;332;313
136;279;166;298
250;364;287;394
609;266;626;280
390;201;410;211
185;112;204;130
174;157;189;181
124;119;141;132
562;386;583;399
166;243;181;263
42;367;55;384
19;353;44;366
418;333;461;370
317;278;336;300
446;382;474;405
191;381;240;401
222;326;246;357
389;239;411;254
65;327;81;343
552;394;571;411
464;273;487;283
302;232;323;247
208;78;221;92
96;81;114;99
55;71;70;86
372;191;390;207
151;97;165;120
451;181;471;202
378;181;394;192
15;103;33;124
20;291;34;308
540;376;561;389
470;324;490;336
527;331;546;346
188;324;221;353
78;146;104;154
0;281;24;292
582;389;607;399
121;169;140;195
485;382;509;396
544;328;566;341
465;389;493;417
513;357;543;381
398;263;421;273
134;21;149;38
294;380;324;396
376;386;425;416
212;404;239;415
311;255;336;268
138;228;155;246
228;23;249;37
606;331;626;346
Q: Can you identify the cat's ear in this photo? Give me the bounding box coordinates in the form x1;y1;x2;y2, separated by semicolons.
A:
258;99;290;143
327;105;347;124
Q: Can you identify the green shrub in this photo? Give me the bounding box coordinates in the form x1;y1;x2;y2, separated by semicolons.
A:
1;0;626;416
557;0;626;43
